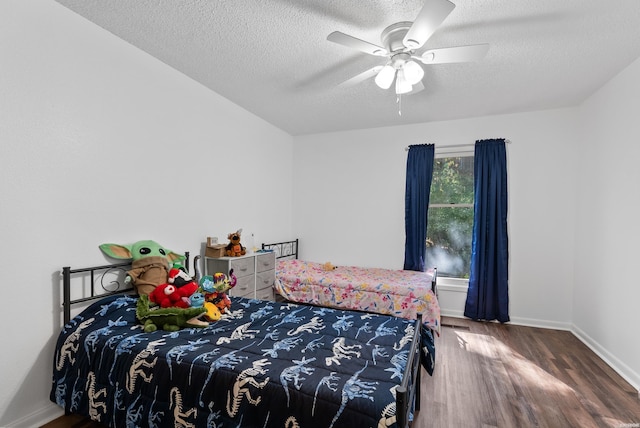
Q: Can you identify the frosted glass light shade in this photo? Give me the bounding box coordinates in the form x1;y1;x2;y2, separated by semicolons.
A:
395;69;412;94
375;65;396;90
403;60;424;85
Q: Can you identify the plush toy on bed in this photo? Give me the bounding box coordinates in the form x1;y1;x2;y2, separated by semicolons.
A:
203;302;222;321
322;261;337;271
225;229;246;257
147;262;199;309
167;262;199;301
136;294;208;332
99;240;185;296
148;283;183;308
199;270;237;318
198;276;226;321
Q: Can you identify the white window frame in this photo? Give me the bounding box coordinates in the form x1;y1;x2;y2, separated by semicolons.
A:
430;145;474;290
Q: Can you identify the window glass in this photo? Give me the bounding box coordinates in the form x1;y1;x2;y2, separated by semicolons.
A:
429;156;474;204
426;155;474;278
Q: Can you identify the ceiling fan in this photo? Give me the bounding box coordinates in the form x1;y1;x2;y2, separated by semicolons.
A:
328;0;489;97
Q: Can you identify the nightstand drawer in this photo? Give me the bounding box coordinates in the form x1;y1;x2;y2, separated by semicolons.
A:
229;257;255;277
255;252;275;272
229;275;254;297
256;287;274;301
256;269;275;291
232;288;255;299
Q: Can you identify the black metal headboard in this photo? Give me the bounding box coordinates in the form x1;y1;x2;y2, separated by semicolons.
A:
61;252;191;325
261;239;298;260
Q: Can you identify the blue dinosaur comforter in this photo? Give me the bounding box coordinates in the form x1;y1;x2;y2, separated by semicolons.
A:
51;295;435;428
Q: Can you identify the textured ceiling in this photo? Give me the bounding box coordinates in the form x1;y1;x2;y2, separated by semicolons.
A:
55;0;640;136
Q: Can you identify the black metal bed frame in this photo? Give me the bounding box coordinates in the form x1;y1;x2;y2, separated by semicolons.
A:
261;238;428;428
261;238;299;259
61;252;190;325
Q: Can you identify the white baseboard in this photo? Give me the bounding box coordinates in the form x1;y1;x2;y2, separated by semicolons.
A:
509;315;572;331
6;403;63;428
572;323;640;393
439;313;640;395
440;308;465;318
440;312;572;331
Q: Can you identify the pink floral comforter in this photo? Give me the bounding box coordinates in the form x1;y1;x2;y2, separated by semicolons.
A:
274;259;440;334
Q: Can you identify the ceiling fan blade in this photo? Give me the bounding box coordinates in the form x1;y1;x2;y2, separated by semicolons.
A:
327;31;388;56
403;0;455;50
417;44;489;64
338;66;384;88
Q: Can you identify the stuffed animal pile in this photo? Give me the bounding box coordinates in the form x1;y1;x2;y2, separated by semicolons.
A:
100;239;236;330
198;270;237;320
147;262;199;308
136;294;208;333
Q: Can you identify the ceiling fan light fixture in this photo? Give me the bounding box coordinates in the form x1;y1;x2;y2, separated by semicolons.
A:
403;60;424;85
327;0;487;112
375;64;396;90
395;69;413;95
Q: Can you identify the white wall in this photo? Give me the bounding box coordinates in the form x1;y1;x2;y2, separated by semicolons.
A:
0;1;293;426
293;109;580;330
574;56;640;390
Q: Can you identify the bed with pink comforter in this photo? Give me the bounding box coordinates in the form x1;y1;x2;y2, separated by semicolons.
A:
274;259;440;334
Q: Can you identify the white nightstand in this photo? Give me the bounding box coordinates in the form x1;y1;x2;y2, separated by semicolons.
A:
204;252;276;301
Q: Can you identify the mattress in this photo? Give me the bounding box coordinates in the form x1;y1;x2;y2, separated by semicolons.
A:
274;259;440;334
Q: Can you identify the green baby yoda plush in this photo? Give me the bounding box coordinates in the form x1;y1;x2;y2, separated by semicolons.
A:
99;240;185;296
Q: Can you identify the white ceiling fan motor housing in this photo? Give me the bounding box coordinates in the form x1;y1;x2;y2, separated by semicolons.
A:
381;22;414;54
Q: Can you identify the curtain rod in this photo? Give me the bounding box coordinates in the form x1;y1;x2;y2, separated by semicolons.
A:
405;139;511;151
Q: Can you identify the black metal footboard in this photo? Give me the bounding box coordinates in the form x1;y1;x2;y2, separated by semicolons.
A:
396;312;423;428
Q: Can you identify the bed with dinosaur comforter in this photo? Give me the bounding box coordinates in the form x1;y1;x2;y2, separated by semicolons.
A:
51;292;435;428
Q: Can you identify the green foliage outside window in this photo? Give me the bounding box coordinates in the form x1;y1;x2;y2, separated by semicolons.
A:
426;156;474;278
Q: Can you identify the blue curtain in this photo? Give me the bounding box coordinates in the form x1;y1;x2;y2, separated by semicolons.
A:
464;139;510;322
403;144;434;272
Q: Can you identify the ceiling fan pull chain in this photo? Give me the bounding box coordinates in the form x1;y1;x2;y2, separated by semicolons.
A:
397;94;402;116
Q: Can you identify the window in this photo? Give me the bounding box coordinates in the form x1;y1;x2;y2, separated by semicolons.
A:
425;152;474;279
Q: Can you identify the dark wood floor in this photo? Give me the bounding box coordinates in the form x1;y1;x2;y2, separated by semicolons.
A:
416;317;640;428
42;317;640;428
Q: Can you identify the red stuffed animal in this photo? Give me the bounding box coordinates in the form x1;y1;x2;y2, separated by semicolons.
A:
149;283;183;308
149;264;198;308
